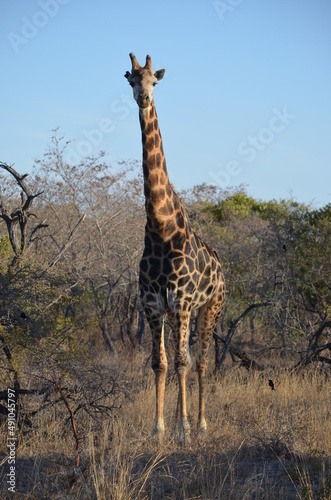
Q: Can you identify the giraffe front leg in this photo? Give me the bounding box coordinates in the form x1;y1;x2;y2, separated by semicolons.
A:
196;323;209;434
172;310;192;445
176;365;191;444
149;315;168;441
170;392;180;439
197;364;207;434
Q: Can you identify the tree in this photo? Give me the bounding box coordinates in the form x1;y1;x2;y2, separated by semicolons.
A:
185;186;331;372
32;131;145;351
0;162;46;266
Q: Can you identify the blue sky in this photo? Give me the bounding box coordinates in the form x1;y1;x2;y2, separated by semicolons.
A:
1;0;331;207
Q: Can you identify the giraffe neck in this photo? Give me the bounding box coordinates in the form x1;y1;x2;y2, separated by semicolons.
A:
139;101;185;240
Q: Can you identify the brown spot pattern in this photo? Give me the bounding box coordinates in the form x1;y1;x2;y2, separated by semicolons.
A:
130;61;225;440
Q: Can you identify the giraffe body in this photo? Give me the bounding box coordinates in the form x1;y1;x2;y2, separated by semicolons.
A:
125;53;225;442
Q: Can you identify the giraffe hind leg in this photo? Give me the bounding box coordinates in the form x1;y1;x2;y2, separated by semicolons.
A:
196;290;224;433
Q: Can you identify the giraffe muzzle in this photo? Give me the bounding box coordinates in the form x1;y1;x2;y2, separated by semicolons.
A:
138;94;151;109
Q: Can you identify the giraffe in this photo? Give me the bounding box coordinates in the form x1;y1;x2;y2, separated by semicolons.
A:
125;53;225;443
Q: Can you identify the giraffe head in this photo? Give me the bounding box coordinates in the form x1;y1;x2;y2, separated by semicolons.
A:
125;53;165;109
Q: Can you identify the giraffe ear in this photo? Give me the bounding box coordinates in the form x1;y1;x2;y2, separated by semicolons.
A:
124;71;131;80
154;69;165;81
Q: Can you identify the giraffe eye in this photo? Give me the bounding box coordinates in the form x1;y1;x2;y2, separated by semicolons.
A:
153;82;157;87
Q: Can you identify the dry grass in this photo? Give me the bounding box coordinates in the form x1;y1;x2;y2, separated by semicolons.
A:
1;357;331;499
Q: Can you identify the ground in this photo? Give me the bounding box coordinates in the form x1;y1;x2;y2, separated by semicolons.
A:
0;353;330;499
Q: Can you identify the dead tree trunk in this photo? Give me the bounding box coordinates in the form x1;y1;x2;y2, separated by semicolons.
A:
214;302;271;372
0;162;46;266
292;316;331;372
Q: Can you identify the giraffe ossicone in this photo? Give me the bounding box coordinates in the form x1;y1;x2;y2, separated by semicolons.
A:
125;52;225;443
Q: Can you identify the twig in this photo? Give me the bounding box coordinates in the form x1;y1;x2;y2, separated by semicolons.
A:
42;213;86;273
50;374;80;469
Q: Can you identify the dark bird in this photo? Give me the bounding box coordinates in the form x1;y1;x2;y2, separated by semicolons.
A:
268;379;275;391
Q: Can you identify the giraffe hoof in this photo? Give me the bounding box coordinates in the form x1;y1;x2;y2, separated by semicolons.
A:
197;427;207;442
152;423;165;442
179;432;191;446
170;426;177;441
178;421;191;446
197;422;207;433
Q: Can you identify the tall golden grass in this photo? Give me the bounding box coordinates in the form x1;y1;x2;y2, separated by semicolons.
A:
1;358;330;499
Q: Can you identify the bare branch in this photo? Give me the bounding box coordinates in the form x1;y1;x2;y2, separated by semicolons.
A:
0;162;45;262
0;162;44;214
43;213;86;273
213;330;265;371
214;302;272;370
29;220;49;244
292;316;331;371
50;374;80;469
